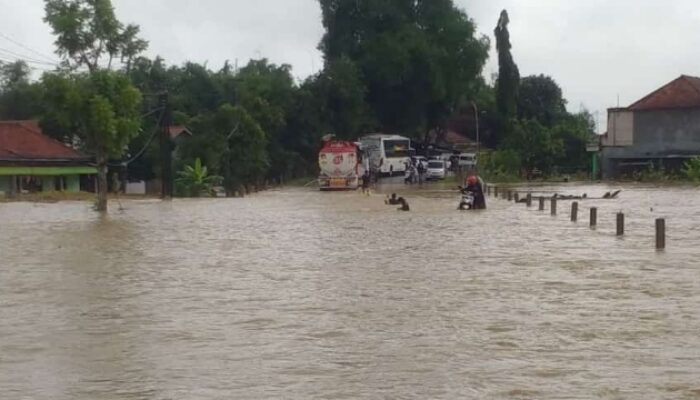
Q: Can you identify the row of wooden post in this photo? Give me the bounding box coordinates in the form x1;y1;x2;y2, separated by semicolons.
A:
485;184;666;250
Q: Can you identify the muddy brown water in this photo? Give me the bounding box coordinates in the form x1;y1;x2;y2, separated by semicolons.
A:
1;183;699;399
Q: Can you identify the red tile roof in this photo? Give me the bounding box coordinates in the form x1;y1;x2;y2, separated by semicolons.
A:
629;75;700;111
168;125;192;139
0;120;87;161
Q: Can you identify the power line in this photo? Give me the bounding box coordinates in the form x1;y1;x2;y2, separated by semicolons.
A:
0;47;59;67
0;31;59;64
0;58;56;72
109;106;167;167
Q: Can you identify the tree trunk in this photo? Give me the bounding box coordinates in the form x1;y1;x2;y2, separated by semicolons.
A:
96;151;108;212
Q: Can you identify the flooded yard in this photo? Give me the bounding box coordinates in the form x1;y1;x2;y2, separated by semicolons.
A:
1;183;699;399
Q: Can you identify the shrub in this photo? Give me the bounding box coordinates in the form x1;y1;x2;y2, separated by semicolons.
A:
682;157;700;182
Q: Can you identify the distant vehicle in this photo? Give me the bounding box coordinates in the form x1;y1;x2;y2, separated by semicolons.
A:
458;153;478;169
414;156;428;165
360;134;413;176
318;140;366;191
426;160;447;180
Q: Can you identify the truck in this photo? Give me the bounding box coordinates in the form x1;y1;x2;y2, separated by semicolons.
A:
318;139;367;191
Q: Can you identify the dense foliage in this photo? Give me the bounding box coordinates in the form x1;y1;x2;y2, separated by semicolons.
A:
0;0;601;204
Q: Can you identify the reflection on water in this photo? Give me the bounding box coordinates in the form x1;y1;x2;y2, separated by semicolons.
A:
1;184;700;399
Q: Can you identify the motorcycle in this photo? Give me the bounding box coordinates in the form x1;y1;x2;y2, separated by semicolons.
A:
458;190;475;210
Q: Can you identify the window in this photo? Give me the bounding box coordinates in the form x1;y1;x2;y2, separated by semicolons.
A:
383;140;411;158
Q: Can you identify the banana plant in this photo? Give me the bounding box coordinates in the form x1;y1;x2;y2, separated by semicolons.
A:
176;158;222;197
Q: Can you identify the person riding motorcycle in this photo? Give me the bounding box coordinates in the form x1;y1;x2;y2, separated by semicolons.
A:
461;175;486;210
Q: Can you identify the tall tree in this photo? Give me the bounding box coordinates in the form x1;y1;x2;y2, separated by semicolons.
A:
319;0;489;138
494;10;520;122
44;0;147;72
43;0;146;211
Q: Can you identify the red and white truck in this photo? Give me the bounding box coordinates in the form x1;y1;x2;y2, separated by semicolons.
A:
318;139;367;191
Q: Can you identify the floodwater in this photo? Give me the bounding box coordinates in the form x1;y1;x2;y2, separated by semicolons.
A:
1;182;700;399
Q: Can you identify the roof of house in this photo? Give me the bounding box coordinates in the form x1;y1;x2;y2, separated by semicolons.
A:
628;75;700;111
444;130;475;145
0;120;88;161
168;125;193;139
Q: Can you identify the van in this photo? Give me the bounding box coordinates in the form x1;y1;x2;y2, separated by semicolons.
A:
458;153;477;168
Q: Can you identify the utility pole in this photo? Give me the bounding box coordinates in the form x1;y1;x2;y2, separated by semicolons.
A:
471;101;480;172
159;92;173;199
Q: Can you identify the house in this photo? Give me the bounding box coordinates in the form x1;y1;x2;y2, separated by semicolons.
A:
168;125;193;141
601;75;700;178
0;121;96;196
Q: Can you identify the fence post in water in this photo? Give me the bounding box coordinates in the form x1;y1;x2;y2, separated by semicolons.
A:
656;218;666;250
590;207;598;228
551;198;557;216
507;191;513;201
514;192;520;203
571;202;579;222
494;186;499;197
539;197;545;211
616;213;625;236
526;193;532;207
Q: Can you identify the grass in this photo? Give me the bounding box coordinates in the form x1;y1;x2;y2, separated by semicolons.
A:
0;191;156;203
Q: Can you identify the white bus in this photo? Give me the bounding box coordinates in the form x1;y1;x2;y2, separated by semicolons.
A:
360;134;413;176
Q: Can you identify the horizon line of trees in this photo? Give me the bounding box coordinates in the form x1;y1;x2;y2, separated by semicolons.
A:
0;0;595;210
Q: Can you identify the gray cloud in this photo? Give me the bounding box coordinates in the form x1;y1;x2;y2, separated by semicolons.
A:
2;0;699;131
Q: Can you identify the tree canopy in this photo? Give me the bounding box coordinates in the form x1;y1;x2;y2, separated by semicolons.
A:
319;0;489;137
0;0;599;201
518;74;567;126
44;0;147;71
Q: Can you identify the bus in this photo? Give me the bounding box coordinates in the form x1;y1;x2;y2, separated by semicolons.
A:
359;134;413;176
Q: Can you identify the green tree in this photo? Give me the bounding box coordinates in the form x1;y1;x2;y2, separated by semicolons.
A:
551;111;594;171
518;75;566;127
40;71;142;211
319;0;489;137
494;10;520;124
0;61;43;120
43;0;146;212
506;119;563;177
314;56;373;138
44;0;147;72
218;105;269;194
183;104;269;196
233;59;298;180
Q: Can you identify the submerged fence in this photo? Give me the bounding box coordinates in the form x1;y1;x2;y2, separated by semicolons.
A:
485;184;666;250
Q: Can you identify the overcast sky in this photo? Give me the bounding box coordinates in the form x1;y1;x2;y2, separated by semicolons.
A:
1;0;699;132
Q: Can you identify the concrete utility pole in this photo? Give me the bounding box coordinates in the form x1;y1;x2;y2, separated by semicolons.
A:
471;101;480;166
159;92;173;199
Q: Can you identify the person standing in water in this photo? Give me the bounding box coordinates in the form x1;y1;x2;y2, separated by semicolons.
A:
361;170;371;195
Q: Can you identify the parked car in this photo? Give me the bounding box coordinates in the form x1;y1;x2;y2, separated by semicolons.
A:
458;153;478;169
426;160;447;180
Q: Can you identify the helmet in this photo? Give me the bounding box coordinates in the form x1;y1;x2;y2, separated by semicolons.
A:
467;175;477;185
